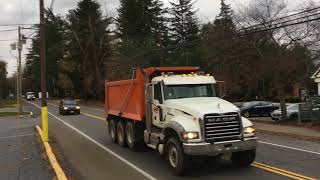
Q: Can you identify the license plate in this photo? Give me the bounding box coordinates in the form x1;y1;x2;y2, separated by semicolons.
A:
70;111;74;113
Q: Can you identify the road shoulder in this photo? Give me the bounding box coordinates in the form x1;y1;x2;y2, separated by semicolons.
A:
0;116;54;180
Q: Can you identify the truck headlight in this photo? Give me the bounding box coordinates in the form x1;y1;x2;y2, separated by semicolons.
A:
243;126;255;137
76;106;80;109
181;132;199;140
63;107;68;110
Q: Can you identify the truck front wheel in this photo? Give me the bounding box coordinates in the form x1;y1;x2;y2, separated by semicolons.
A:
117;121;127;147
166;137;189;175
108;119;117;143
231;149;256;166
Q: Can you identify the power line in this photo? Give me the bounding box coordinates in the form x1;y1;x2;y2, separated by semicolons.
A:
131;13;320;59
239;11;320;34
240;6;320;31
0;29;17;33
0;39;17;42
0;23;36;27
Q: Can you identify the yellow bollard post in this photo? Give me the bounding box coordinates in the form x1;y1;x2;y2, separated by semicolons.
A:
41;106;49;142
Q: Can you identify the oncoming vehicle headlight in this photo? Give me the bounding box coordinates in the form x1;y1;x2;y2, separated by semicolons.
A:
243;126;255;137
181;132;199;140
76;106;80;109
63;107;68;110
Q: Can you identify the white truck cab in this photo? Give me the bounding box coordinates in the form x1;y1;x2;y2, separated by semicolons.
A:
147;73;257;174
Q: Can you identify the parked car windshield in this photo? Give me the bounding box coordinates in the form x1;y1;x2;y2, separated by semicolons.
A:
26;92;34;96
163;84;216;100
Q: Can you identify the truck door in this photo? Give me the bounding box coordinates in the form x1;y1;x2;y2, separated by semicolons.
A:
152;82;164;127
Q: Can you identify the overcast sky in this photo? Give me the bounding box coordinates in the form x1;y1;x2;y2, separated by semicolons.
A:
0;0;305;77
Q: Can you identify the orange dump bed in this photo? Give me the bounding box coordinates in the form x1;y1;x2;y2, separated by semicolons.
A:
105;67;200;121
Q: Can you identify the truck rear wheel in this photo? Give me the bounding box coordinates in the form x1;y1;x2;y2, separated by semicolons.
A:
108;119;117;143
126;121;138;150
231;149;256;166
166;137;189;175
117;121;126;147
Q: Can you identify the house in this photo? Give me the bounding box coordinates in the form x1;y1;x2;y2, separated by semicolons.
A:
311;67;320;95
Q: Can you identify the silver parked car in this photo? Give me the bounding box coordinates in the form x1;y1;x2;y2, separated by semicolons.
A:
271;104;299;121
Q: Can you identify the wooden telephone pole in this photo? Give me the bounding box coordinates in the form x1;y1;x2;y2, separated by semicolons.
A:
40;0;48;142
17;26;23;116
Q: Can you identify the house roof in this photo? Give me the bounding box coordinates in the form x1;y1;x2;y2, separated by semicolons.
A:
311;67;320;79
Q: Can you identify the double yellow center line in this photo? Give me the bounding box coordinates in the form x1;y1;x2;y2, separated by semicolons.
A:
80;112;105;121
252;162;316;180
47;102;317;180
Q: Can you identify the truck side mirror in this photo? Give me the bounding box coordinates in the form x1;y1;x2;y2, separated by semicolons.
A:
216;81;226;98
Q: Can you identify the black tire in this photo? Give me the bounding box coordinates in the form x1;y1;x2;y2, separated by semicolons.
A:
166;137;190;176
243;111;250;118
289;114;298;121
231;149;256;167
108;119;117;143
273;118;280;122
126;121;139;150
117;120;126;147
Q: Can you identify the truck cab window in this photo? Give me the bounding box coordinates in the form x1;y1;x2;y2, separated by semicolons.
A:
163;84;216;100
154;83;162;102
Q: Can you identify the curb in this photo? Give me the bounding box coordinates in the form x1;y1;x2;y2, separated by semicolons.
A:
256;128;320;141
36;125;68;180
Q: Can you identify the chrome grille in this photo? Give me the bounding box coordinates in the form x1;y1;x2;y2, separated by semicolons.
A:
203;112;241;143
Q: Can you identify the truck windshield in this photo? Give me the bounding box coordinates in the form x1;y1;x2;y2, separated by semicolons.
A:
163;84;216;100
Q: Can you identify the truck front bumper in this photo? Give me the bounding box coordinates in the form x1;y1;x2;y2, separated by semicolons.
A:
183;137;257;156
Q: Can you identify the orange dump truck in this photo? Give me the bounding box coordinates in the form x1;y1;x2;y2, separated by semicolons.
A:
105;67;257;175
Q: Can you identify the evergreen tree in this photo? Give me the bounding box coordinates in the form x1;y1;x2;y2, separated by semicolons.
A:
66;0;112;99
169;0;199;65
24;9;65;96
169;0;198;44
214;0;235;31
0;60;7;99
200;0;240;96
116;0;168;66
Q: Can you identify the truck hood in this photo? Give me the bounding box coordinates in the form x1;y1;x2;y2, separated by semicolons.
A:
165;97;239;118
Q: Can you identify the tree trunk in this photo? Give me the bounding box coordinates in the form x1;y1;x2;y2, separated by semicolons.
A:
277;87;287;121
94;64;102;100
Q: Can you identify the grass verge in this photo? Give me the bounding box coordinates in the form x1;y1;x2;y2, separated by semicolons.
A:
0;112;30;117
0;100;16;108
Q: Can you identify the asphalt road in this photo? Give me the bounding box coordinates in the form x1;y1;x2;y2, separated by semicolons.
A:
0;113;54;180
24;100;320;180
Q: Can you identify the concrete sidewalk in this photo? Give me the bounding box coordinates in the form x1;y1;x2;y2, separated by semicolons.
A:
0;116;54;180
254;121;320;140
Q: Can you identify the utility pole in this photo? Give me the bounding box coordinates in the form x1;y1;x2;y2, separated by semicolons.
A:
17;26;23;116
40;0;49;142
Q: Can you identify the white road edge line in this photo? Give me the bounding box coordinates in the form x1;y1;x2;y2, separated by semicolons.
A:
27;101;157;180
258;141;320;155
0;133;34;140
